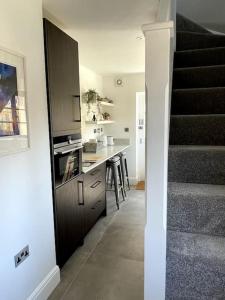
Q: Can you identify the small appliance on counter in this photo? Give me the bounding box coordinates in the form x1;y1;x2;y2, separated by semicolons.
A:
98;135;107;147
83;138;105;153
107;136;114;146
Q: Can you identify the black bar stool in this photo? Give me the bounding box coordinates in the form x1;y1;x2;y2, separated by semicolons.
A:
106;156;126;209
119;152;130;192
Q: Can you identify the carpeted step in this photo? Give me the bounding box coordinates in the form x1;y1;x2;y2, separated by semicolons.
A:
170;115;225;146
174;47;225;68
171;87;225;115
177;31;225;51
168;146;225;185
173;65;225;89
168;182;225;236
176;14;210;34
166;231;225;299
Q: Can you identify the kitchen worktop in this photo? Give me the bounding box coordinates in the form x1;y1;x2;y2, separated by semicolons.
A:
82;144;130;173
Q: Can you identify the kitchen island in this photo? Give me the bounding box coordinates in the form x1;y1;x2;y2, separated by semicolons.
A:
82;143;130;173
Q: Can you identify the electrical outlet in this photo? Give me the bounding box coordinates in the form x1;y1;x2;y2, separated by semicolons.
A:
101;128;103;132
93;129;97;134
97;128;101;133
124;128;129;132
14;245;29;268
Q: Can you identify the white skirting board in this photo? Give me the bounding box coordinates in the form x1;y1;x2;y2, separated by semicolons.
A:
27;266;60;300
129;177;138;186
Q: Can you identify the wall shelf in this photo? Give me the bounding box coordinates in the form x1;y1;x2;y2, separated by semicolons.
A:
98;101;114;107
85;120;115;125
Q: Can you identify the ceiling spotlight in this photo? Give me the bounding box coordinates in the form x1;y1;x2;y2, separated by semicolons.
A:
136;35;144;40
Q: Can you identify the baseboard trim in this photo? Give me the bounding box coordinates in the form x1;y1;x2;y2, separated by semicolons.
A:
27;266;60;300
129;177;138;185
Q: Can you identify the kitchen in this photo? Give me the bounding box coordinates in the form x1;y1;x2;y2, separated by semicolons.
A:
0;1;147;298
43;17;145;273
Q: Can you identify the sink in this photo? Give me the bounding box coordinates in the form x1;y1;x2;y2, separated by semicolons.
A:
82;160;97;168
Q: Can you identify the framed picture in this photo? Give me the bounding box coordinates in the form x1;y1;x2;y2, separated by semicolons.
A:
0;47;29;156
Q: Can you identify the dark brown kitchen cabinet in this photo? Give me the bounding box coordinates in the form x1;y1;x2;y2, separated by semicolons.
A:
55;176;84;267
44;19;81;137
83;163;106;234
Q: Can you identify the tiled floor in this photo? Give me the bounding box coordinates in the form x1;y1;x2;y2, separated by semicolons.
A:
49;189;145;300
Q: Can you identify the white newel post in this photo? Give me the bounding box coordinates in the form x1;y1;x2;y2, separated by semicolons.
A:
142;21;174;300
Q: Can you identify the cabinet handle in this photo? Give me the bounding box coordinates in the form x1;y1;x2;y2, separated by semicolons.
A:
91;180;101;189
72;95;81;122
78;181;84;205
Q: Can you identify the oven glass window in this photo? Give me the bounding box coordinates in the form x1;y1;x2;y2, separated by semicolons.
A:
55;151;80;186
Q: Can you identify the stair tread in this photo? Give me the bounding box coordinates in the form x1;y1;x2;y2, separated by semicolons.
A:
171;114;225;117
173;86;225;92
170;145;225;150
175;46;225;55
167;230;225;299
167;230;225;260
174;64;225;71
168;182;225;236
168;182;225;197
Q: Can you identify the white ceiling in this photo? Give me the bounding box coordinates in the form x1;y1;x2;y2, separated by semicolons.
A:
43;0;159;75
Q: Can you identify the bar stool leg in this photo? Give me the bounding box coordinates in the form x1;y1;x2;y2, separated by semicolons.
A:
118;165;126;201
120;155;127;196
125;158;130;190
112;164;120;209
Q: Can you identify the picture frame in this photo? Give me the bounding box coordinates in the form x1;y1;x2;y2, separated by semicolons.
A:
0;47;30;157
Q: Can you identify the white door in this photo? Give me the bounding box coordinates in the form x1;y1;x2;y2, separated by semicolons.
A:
136;92;146;181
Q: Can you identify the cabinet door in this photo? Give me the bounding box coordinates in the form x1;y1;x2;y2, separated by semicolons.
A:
84;163;106;234
44;19;81;137
55;177;84;267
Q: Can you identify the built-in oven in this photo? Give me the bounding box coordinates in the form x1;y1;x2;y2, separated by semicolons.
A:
53;134;82;188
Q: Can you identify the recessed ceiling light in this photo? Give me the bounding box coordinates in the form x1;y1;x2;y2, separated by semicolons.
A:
136;35;144;40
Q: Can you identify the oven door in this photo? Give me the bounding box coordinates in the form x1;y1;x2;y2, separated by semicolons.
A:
54;148;81;187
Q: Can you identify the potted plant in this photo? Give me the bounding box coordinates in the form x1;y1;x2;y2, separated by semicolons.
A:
83;89;98;105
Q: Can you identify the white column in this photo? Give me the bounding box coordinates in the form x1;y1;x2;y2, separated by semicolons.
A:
142;21;174;300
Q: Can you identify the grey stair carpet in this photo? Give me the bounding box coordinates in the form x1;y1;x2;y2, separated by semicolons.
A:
170;115;225;145
173;65;225;89
174;47;225;68
168;182;225;236
177;31;225;51
168;146;225;185
166;231;225;299
177;14;210;34
167;14;225;299
172;87;225;115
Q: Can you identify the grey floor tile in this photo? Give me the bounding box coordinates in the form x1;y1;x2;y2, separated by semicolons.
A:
63;253;144;300
48;190;145;300
95;223;144;262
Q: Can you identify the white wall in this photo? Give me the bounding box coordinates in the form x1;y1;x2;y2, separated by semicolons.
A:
177;0;225;25
103;73;145;183
80;65;104;141
0;1;59;299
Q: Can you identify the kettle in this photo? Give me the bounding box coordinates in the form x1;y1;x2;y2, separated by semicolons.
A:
107;136;114;146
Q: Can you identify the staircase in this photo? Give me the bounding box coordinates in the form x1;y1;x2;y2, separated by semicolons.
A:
166;15;225;299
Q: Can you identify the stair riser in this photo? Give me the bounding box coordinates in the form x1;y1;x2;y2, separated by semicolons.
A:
168;147;225;185
167;190;225;236
177;32;225;51
174;48;225;68
173;66;225;89
177;14;209;34
166;250;225;299
170;116;225;146
171;88;225;115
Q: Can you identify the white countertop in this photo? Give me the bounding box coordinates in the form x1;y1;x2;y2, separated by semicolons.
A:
82;144;130;173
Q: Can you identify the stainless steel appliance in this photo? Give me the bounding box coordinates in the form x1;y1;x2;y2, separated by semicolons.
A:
53;134;82;187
